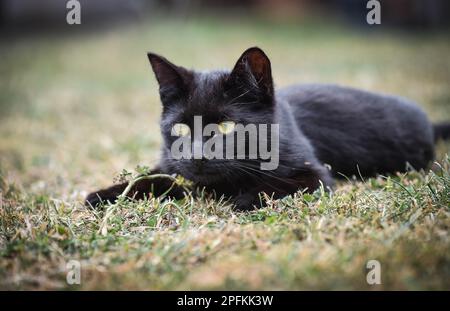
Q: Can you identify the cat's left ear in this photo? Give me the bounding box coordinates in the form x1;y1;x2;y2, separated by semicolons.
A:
147;52;191;104
229;47;274;99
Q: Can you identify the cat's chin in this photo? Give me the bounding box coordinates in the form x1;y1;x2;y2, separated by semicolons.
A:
180;170;226;185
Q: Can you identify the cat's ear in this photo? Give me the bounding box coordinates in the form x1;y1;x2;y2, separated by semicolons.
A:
147;52;191;103
229;47;274;99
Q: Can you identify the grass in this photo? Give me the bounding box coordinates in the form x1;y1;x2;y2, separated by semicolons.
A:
0;15;449;290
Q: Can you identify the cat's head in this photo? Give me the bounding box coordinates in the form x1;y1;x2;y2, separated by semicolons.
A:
147;47;277;184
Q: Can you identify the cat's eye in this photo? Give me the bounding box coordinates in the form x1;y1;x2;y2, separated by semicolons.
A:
218;121;236;135
172;123;191;136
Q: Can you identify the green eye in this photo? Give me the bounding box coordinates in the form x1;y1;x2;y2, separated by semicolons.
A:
218;121;236;135
172;123;190;136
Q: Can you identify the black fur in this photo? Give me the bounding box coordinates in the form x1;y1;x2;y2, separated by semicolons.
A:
434;122;450;141
86;47;445;210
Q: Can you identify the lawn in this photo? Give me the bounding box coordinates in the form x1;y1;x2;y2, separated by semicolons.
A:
0;15;449;290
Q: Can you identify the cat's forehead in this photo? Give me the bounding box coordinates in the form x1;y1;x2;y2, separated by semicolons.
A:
189;70;229;104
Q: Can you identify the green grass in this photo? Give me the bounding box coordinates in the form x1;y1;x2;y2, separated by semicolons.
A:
0;15;449;290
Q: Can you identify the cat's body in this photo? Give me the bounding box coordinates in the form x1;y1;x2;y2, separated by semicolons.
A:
280;83;435;177
86;47;449;210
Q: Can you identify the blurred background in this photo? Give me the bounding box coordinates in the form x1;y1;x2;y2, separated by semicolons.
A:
0;0;449;193
0;0;450;291
2;0;449;31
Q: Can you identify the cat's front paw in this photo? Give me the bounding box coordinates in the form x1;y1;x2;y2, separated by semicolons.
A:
85;189;119;208
85;182;128;208
232;193;260;211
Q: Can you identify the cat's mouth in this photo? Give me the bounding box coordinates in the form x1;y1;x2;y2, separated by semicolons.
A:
178;162;232;185
182;169;223;184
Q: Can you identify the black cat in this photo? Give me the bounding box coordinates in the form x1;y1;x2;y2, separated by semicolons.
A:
86;47;450;210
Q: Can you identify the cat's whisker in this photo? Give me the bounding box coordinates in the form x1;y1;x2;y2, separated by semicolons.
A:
233;161;299;186
232;165;288;194
225;89;252;106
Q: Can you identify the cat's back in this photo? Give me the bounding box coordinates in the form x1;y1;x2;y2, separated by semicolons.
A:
278;84;430;127
279;84;423;114
277;84;434;176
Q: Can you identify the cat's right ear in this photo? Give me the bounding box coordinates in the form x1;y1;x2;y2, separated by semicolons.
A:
228;47;274;104
147;53;190;103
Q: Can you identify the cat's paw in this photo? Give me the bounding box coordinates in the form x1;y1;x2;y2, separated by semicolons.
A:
232;193;259;211
85;189;118;208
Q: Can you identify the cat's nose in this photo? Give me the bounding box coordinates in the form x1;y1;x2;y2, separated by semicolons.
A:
193;158;207;166
192;158;208;171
